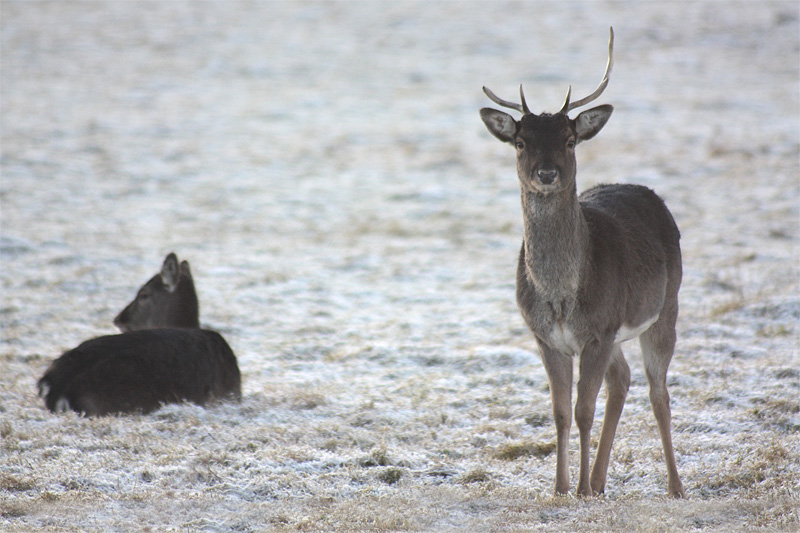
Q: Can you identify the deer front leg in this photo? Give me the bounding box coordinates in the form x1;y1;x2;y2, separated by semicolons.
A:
539;341;573;495
591;344;630;495
575;338;614;497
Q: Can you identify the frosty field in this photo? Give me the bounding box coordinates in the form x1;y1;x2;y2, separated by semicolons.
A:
1;1;799;531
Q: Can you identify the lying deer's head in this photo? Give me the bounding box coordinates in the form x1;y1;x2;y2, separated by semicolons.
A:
114;252;199;331
480;28;614;196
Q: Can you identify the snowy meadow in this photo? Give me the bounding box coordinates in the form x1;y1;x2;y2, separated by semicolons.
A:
1;1;799;531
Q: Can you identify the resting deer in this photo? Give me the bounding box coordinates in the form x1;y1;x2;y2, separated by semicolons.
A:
37;253;241;416
480;28;685;498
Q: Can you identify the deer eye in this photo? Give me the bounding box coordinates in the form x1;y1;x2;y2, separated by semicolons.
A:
567;140;576;149
515;141;525;150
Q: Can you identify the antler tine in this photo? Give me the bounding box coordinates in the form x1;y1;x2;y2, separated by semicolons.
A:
482;86;524;114
519;85;531;115
564;26;614;114
558;85;572;115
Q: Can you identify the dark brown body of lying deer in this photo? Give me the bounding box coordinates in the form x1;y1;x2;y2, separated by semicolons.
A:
480;29;685;497
37;253;241;416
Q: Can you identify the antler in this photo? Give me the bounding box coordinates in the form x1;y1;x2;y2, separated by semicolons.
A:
483;27;614;117
482;84;532;115
559;27;614;114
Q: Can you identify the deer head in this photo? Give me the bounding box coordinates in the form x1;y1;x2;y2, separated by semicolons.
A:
480;28;615;196
113;252;199;331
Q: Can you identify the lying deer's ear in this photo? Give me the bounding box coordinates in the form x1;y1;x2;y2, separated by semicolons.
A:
161;253;180;291
179;260;192;280
574;104;613;143
480;108;517;144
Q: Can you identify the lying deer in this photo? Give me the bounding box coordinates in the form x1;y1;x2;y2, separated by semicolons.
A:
37;253;241;416
480;28;685;498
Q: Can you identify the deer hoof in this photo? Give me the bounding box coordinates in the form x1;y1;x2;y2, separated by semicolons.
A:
669;484;686;499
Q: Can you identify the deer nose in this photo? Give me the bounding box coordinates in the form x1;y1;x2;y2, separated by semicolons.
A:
536;169;559;185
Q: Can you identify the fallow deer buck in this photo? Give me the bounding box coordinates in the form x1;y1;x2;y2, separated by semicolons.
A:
38;253;241;416
480;28;685;498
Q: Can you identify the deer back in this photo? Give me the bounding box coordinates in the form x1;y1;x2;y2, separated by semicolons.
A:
38;328;241;416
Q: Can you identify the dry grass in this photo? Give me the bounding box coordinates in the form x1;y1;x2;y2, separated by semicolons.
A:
493;441;557;461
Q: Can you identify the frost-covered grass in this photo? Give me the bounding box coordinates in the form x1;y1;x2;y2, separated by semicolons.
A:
2;1;799;531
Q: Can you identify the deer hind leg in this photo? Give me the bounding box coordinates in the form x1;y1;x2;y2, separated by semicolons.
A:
640;315;685;498
590;344;630;495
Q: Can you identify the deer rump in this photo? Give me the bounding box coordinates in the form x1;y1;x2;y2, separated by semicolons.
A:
38;328;241;416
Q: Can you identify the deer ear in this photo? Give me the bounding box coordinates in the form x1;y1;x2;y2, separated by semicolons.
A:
574;104;613;143
179;260;193;280
480;108;517;144
161;253;180;291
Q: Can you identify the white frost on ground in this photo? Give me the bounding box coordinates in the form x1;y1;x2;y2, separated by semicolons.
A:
1;1;798;531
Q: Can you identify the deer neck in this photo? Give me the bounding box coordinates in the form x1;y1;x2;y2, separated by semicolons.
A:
521;189;588;315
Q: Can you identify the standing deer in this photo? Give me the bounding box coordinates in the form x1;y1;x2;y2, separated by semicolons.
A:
479;28;685;498
37;253;241;416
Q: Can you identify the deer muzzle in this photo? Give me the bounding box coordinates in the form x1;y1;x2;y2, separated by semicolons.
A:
536;169;559;185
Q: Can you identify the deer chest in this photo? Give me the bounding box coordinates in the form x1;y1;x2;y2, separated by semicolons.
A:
545;320;583;355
